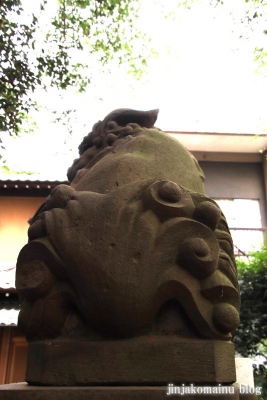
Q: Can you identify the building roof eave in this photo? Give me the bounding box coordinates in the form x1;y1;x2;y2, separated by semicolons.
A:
167;132;267;154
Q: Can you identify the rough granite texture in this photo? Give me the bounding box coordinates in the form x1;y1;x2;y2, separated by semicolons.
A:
15;109;241;387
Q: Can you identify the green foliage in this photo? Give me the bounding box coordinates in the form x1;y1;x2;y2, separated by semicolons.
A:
211;0;267;74
0;164;35;175
234;245;267;399
0;0;147;137
241;0;267;74
235;246;267;358
36;0;146;88
168;0;267;79
0;0;38;136
1;0;267;143
255;47;267;73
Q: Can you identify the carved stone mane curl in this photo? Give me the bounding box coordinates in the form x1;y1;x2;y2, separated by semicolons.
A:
67;108;159;182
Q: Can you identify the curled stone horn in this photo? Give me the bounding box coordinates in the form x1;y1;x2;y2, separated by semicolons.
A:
77;108;159;157
101;108;159;129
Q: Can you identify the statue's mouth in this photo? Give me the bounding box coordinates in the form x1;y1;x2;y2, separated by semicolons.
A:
28;213;47;241
200;269;239;309
215;231;237;287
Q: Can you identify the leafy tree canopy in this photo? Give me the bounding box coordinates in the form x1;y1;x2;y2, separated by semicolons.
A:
1;0;267;142
235;247;267;358
234;245;267;399
211;0;267;72
0;0;147;137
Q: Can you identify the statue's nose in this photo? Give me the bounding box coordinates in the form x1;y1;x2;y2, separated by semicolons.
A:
46;184;74;210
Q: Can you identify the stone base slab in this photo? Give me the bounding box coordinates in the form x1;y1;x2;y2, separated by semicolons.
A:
0;383;258;400
26;338;236;385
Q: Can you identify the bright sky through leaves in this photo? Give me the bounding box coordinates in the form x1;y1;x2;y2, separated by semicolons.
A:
1;0;267;180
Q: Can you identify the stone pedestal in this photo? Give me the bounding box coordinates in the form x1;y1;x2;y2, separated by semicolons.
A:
0;357;259;399
26;338;236;385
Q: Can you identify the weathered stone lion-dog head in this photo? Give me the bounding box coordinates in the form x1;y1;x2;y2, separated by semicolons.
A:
16;109;240;342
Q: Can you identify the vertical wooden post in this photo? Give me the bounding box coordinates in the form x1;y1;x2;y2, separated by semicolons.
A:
262;151;267;210
0;327;12;384
5;336;28;383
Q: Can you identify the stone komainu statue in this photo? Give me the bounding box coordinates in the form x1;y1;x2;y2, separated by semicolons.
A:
16;109;240;386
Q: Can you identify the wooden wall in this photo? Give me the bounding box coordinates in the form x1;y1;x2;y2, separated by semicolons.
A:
0;196;45;266
0;327;28;384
